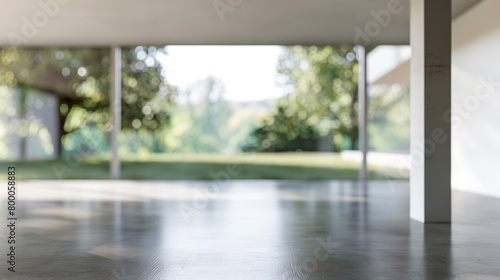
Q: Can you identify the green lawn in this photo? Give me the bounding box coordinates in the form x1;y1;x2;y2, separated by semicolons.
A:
0;153;404;180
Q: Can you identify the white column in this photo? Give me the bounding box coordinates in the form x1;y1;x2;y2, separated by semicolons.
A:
110;46;122;180
357;46;368;181
410;0;451;223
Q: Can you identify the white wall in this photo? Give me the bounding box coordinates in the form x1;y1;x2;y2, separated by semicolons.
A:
0;87;21;159
25;89;59;159
0;87;59;160
452;0;500;198
368;45;411;84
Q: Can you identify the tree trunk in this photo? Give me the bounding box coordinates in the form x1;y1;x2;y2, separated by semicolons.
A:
19;87;27;159
350;84;359;150
56;97;74;158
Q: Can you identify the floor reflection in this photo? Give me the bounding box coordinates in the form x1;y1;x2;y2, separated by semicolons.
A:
0;180;499;279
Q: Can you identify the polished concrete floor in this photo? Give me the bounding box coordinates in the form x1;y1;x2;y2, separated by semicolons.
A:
1;180;499;279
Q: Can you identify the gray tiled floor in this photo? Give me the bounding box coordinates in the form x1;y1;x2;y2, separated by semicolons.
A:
1;180;499;279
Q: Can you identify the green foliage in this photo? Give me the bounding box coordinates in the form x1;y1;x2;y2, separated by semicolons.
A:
368;85;410;151
246;46;359;152
242;105;321;152
165;76;232;153
120;47;175;132
0;46;176;156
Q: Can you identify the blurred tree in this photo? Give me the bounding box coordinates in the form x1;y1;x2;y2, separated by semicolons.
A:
166;76;231;153
0;46;176;157
368;84;410;151
242;104;321;152
245;45;359;152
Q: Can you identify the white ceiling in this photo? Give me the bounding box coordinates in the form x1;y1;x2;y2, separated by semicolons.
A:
0;0;482;46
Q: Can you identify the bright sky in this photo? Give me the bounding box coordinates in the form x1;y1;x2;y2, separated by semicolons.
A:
159;46;286;101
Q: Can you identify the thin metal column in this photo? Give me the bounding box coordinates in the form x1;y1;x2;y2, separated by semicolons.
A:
357;45;368;181
110;46;121;180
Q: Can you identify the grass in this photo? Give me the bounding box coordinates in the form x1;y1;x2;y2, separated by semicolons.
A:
0;153;404;180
